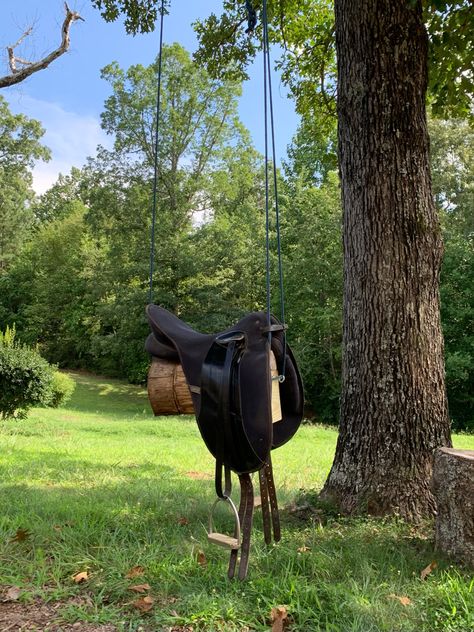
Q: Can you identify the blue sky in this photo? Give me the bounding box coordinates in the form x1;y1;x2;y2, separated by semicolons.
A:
1;0;299;193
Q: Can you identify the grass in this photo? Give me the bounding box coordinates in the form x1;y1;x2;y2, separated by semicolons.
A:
0;371;473;632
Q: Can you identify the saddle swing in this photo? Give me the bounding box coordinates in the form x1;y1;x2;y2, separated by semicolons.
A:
145;307;304;579
144;0;303;579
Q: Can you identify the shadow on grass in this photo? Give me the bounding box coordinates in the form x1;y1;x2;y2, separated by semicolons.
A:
0;447;437;564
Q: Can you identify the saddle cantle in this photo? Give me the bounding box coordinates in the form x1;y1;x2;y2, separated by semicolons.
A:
145;305;304;578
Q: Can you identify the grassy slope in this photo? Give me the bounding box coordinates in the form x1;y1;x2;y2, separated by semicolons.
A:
0;372;472;632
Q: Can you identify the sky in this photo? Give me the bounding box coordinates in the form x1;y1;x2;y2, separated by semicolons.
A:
1;0;299;194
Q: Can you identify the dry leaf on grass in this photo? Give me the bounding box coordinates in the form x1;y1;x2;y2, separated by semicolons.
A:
420;561;437;580
197;551;207;567
126;565;145;579
133;595;154;613
270;605;288;632
5;586;22;601
128;583;151;593
388;594;412;606
178;517;189;526
72;571;89;584
10;528;31;543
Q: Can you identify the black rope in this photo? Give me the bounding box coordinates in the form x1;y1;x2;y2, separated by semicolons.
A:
148;0;165;305
261;0;287;377
263;0;272;333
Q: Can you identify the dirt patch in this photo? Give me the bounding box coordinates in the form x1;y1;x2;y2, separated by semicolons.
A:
0;590;117;632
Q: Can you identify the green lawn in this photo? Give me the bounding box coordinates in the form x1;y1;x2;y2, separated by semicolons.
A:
0;372;473;631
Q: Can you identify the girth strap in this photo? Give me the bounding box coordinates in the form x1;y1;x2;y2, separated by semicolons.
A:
264;457;281;542
214;335;238;498
227;473;254;580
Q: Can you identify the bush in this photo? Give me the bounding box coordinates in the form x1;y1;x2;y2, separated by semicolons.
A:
49;371;76;408
0;343;55;419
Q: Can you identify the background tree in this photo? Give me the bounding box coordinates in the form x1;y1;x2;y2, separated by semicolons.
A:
319;0;451;519
283;172;342;422
0;96;50;271
430;118;474;431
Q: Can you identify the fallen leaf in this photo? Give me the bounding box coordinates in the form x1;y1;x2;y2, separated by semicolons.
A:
420;560;437;580
178;517;189;526
388;594;412;606
128;583;151;593
5;586;22;601
126;565;145;579
133;595;154;613
72;571;89;584
197;550;207;567
270;605;288;632
297;546;311;553
10;528;31;543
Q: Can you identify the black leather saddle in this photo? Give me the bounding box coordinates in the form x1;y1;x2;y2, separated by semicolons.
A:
145;304;304;578
145;305;303;470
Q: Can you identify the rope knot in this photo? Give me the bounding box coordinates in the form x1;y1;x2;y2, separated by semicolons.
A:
245;0;257;34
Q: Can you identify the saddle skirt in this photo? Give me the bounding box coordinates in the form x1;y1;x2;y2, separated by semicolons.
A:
145;305;303;474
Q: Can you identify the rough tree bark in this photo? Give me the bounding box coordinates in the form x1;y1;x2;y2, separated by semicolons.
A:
321;0;451;520
433;448;474;567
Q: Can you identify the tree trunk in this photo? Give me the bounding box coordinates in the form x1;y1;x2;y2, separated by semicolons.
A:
433;448;474;567
321;0;451;520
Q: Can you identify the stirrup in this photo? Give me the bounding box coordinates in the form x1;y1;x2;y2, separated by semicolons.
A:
208;496;241;550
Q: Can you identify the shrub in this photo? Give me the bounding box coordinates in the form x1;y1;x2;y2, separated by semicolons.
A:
0;342;55;419
49;371;76;408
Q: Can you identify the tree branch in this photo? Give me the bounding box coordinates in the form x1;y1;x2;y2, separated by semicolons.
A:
0;3;84;89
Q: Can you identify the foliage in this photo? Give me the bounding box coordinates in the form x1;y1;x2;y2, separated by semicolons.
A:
5;206;99;369
284;113;338;186
440;231;474;431
193;1;473;121
0;323;16;347
425;2;474;118
90;0;169;35
430;118;474;431
284;172;343;422
32;167;85;224
49;371;76;408
430;118;473;234
0;328;55;419
0;372;473;631
194;0;336;118
0;96;50;271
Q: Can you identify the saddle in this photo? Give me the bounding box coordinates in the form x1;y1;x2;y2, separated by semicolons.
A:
145;305;304;578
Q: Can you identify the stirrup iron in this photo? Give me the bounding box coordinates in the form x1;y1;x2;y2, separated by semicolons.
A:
208;496;241;550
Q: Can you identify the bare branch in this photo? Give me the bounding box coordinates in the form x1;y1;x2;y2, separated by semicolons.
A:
0;4;84;89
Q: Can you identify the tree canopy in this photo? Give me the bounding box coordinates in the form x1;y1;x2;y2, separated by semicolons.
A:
90;1;474;120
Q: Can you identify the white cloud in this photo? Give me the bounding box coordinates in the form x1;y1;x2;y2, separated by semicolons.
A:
5;94;112;194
